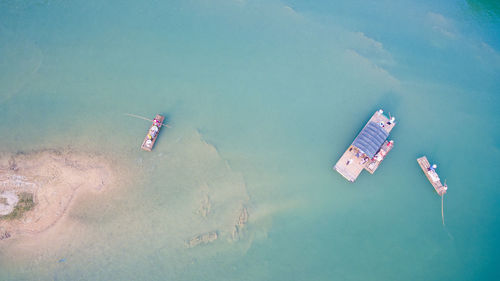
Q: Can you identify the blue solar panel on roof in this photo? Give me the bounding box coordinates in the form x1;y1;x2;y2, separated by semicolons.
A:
352;122;389;158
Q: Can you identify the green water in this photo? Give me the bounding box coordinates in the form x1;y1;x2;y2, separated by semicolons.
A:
1;0;499;280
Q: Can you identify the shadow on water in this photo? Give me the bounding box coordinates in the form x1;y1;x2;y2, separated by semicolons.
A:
159;113;172;125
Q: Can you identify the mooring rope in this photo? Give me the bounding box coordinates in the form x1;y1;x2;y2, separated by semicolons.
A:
124;113;171;128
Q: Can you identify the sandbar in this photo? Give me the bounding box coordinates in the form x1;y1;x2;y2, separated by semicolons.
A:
0;149;115;240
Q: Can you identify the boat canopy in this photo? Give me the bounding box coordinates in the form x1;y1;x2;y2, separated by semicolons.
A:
352;121;389;158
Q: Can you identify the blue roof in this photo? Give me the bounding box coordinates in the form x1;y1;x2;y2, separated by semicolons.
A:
352;121;389;158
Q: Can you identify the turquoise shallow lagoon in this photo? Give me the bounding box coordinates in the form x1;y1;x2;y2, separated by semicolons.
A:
0;0;499;280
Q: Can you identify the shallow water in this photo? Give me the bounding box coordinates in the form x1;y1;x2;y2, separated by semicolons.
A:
0;0;499;280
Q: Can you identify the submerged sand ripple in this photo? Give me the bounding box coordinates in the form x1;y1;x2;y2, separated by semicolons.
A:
150;130;251;248
0;149;115;240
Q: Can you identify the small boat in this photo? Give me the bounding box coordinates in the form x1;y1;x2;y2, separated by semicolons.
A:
141;114;165;151
417;156;447;196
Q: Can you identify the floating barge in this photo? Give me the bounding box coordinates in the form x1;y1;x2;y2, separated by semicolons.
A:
141;114;165;151
417;156;447;196
334;109;396;182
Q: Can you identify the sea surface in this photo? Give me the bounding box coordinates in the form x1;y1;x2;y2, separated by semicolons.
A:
1;0;499;280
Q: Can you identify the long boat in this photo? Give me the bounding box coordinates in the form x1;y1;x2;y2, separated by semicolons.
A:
417;156;447;196
141;114;165;151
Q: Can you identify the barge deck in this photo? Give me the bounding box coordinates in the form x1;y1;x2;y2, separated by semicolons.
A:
333;109;396;182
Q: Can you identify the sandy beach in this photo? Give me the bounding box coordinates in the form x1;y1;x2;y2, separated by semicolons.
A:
0;149;116;240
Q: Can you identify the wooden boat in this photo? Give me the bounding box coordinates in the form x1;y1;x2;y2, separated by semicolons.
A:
417;156;447;196
141;114;165;151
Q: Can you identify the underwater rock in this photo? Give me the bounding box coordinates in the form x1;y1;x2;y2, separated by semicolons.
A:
0;228;11;240
197;194;211;218
186;231;218;248
237;207;248;228
231;206;249;241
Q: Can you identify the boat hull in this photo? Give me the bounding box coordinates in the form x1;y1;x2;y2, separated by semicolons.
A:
141;114;165;151
417;156;447;196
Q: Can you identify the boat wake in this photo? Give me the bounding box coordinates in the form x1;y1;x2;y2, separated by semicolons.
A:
441;194;445;226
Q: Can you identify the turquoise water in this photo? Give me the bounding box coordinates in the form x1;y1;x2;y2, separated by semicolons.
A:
1;0;499;280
